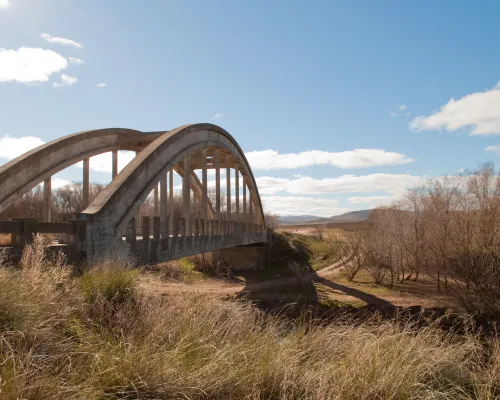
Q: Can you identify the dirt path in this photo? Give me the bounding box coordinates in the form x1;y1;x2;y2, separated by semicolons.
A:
140;259;345;297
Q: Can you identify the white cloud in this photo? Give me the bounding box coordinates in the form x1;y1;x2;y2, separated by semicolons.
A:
68;56;83;65
347;195;396;206
485;143;500;154
0;135;46;161
75;151;136;174
255;174;425;195
399;105;407;111
0;0;10;10
410;82;500;135
0;47;68;84
41;33;82;48
96;83;107;88
261;196;352;217
245;149;413;170
53;74;78;87
212;112;223;120
390;110;398;118
51;178;72;189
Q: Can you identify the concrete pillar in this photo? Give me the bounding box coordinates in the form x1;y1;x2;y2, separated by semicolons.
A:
201;148;208;220
126;217;137;256
226;155;231;221
249;196;254;226
183;155;191;235
169;169;174;219
235;164;240;222
82;157;90;210
160;174;168;241
142;216;150;264
243;180;247;223
112;150;118;178
154;184;159;216
43;177;51;222
215;149;221;221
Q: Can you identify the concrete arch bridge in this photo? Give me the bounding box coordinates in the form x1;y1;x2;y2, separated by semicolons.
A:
0;124;271;267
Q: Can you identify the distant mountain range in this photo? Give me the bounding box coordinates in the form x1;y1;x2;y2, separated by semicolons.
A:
278;210;372;225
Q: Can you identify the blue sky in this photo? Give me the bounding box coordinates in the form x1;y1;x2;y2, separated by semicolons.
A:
2;0;500;216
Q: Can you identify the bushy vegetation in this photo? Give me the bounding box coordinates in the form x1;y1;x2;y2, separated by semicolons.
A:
4;239;500;399
335;163;500;319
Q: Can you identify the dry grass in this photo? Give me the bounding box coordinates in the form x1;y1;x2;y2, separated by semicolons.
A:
0;234;10;246
2;237;500;399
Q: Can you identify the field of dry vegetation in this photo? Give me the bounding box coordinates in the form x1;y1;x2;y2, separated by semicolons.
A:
2;237;500;399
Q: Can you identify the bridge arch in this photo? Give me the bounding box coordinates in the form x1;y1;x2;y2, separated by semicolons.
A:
0;123;268;265
82;123;266;263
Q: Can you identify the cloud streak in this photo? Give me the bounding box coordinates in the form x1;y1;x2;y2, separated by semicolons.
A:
41;33;82;48
246;149;413;170
212;112;223;120
410;82;500;135
255;174;425;195
261;196;352;217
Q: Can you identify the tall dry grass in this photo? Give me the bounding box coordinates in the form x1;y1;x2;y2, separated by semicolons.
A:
1;237;500;399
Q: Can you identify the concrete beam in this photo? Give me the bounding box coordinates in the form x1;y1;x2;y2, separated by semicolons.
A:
43;177;51;222
112;150;118;178
82;158;90;210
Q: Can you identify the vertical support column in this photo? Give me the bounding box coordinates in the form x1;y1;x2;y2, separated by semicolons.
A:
82;157;90;210
243;180;247;223
201;148;208;221
152;216;160;262
126;217;137;257
235;164;240;222
226;154;231;222
43;177;51;222
183;155;191;236
215;149;221;222
154;184;159;216
160;173;168;249
142;216;150;264
169;169;174;219
249;193;254;226
112;150;118;178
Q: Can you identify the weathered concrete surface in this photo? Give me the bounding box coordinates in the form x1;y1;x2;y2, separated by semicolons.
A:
213;244;270;270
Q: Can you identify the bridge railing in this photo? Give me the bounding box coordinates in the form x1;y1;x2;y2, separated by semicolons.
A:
0;218;86;263
125;216;271;265
0;216;271;266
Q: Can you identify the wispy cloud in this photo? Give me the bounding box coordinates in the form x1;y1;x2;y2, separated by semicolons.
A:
0;47;68;84
390;105;411;118
212;112;223;120
255;174;425;196
53;74;78;87
347;195;396;206
411;82;500;135
0;135;45;160
261;196;352;217
96;83;107;88
0;0;10;10
41;33;82;48
485;143;500;154
68;56;84;65
245;149;413;170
